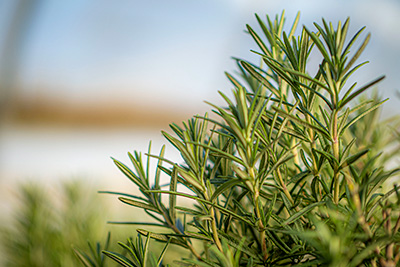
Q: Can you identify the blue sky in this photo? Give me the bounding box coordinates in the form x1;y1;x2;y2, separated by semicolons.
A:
1;0;400;113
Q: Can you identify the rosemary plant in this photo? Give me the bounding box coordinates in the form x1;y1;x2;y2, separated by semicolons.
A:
94;12;400;266
0;182;119;267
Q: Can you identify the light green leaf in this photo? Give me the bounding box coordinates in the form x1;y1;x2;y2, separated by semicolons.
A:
113;159;143;188
118;197;159;213
342;32;370;75
246;24;270;56
107;221;167;227
339;99;387;136
225;71;243;89
240;61;280;96
146;190;255;226
272;106;331;139
155;145;166;190
367;183;400;220
288;12;301;40
102;251;135;267
177;168;205;192
338;76;385;109
136;229;189;248
186;141;245;166
304;27;332;67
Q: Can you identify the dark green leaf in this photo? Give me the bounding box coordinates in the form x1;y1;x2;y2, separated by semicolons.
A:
169;167;178;222
283;201;324;225
338;76;385;109
339;149;369;170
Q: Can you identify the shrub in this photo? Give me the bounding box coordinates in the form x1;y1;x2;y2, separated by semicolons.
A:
0;182;122;267
85;11;400;266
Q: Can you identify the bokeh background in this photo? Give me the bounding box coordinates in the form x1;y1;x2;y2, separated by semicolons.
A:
0;0;399;263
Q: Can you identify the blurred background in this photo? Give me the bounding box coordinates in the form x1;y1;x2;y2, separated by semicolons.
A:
1;0;399;185
0;0;399;265
0;0;399;241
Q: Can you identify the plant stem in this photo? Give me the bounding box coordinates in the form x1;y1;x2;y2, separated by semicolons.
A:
292;138;301;173
161;207;203;260
277;168;294;204
210;206;223;252
332;109;340;204
305;115;319;175
171;223;202;260
248;164;269;262
333;171;340;204
254;189;268;262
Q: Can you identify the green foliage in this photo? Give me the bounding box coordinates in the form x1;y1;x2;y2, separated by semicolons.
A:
99;11;400;266
0;182;118;267
73;232;111;267
74;231;172;267
103;233;172;267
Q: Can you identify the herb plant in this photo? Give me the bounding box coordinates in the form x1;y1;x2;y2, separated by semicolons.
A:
96;12;400;266
0;182;119;267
